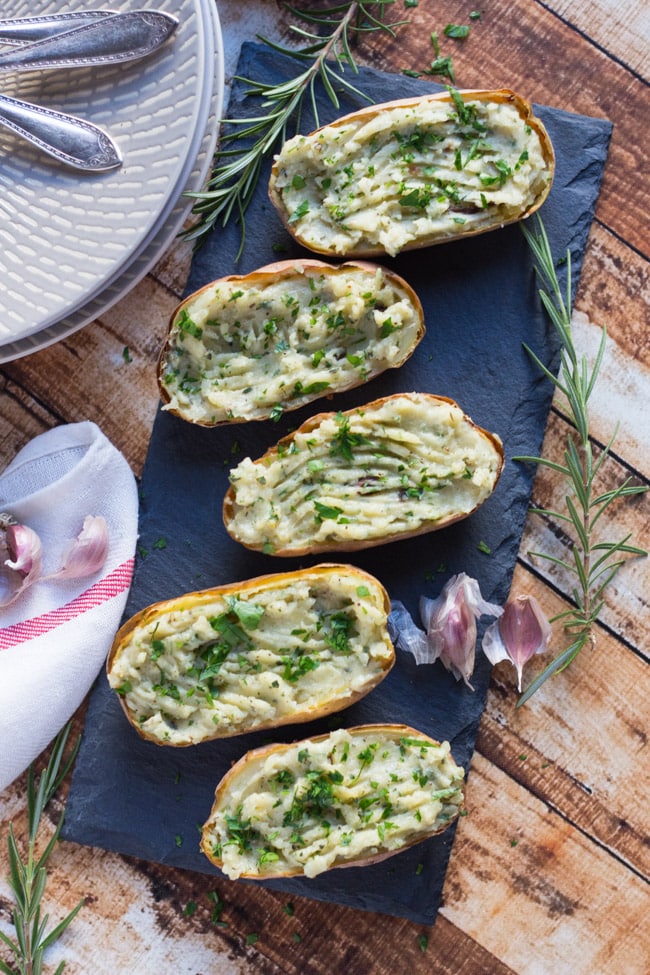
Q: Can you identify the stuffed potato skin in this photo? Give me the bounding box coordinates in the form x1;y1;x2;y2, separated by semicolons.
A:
269;88;554;257
107;564;394;746
223;392;504;556
201;723;465;879
158;259;424;426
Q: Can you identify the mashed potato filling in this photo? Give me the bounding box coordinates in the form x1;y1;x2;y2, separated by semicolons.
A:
271;94;552;256
226;393;502;554
108;569;393;745
202;727;465;878
160;263;422;424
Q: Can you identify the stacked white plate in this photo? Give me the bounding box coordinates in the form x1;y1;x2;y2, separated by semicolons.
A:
0;0;224;362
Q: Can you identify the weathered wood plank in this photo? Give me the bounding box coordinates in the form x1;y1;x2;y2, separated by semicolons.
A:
576;224;650;370
368;0;650;254
441;752;650;975
543;0;650;79
0;274;178;477
0;377;57;465
479;564;649;876
560;309;650;473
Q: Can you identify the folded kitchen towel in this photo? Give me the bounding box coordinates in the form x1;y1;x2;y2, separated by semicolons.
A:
0;422;138;792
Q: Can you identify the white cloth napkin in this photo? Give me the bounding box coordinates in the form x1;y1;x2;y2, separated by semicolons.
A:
0;421;138;792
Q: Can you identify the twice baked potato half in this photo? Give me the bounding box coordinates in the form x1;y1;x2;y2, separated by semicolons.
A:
107;564;394;746
269;88;554;257
223;392;504;556
158;259;424;425
201;724;465;879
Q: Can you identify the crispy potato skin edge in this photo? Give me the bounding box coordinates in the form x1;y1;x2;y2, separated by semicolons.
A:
201;723;465;878
157;259;425;426
222;391;505;556
268;88;555;257
107;564;394;745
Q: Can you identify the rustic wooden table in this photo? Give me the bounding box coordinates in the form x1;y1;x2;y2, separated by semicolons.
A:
1;2;648;973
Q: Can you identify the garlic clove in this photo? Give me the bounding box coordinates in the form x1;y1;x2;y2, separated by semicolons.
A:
482;594;552;691
390;574;502;689
50;515;109;580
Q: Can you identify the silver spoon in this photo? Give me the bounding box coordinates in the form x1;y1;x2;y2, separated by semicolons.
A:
0;10;178;73
0;11;116;46
0;92;122;171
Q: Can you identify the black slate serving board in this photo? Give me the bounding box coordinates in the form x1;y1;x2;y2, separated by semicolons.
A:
63;44;612;923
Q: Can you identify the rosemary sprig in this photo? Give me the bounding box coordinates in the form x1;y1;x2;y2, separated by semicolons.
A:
184;2;405;254
0;724;83;975
515;216;647;706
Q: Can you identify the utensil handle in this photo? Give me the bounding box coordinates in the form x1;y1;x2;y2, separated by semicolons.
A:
0;10;116;45
0;10;178;72
0;93;122;172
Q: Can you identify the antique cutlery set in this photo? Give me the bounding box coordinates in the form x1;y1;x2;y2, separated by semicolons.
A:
0;9;178;170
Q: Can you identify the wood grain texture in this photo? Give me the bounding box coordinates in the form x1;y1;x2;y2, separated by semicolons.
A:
441;753;650;975
479;566;649;875
544;0;650;78
1;1;648;973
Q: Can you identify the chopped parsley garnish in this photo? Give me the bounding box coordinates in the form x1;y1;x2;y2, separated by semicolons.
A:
398;187;431;209
224;596;264;631
281;651;319;682
480;159;513;187
224;808;258;854
329;412;372;462
444;23;470;39
150;638;165;662
291;379;330;399
289;199;310;223
427;56;455;83
176;308;203;340
322;611;355;654
313;500;343;522
283;770;339;826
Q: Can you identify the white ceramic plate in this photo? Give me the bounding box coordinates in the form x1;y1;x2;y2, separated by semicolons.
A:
0;0;221;350
0;0;224;362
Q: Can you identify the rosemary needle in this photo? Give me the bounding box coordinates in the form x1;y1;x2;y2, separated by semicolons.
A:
184;2;405;255
516;216;647;705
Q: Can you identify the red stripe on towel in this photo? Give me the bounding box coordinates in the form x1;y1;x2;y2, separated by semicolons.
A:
0;558;135;650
